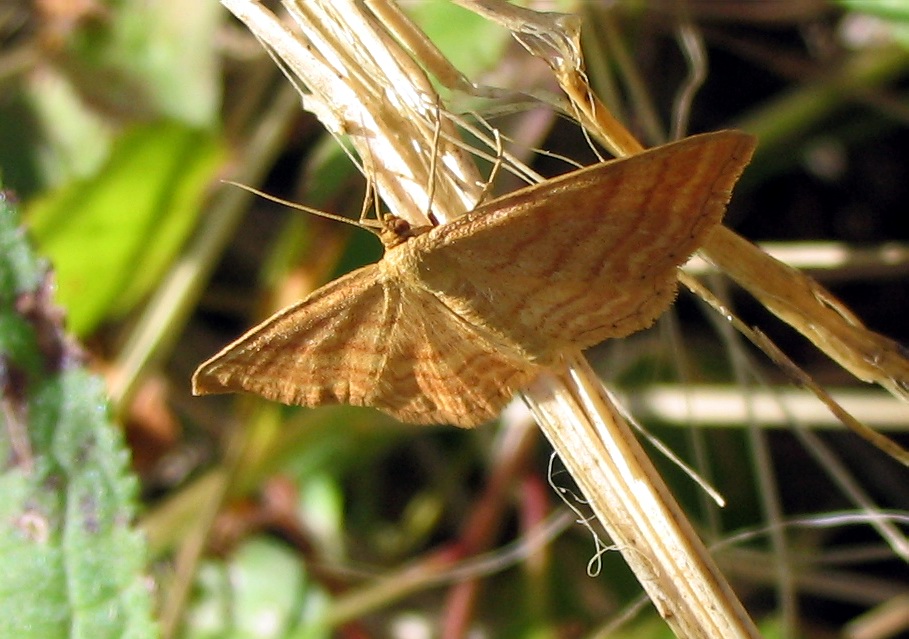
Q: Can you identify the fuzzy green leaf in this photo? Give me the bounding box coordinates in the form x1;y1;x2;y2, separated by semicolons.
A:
0;189;158;639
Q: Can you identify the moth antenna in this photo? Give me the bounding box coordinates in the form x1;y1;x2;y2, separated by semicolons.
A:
222;180;383;236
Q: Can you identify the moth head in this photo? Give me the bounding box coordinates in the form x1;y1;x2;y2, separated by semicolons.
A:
378;215;433;248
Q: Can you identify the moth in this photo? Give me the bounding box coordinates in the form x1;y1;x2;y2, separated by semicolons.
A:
193;131;756;426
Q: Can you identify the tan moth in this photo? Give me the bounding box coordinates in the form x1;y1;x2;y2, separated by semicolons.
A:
193;131;756;426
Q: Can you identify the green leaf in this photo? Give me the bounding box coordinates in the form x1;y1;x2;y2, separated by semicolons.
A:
0;188;158;638
0;195;45;301
26;121;224;336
